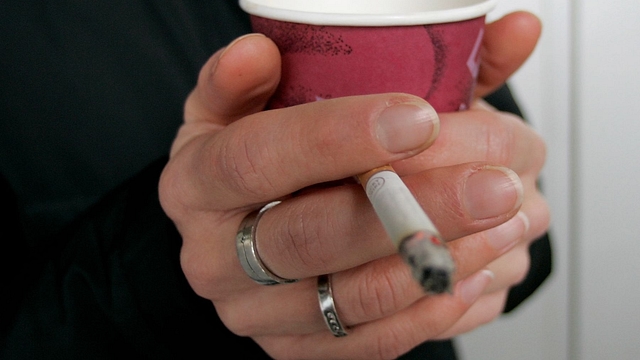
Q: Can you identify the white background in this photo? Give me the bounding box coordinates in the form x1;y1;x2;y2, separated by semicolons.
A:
458;0;640;359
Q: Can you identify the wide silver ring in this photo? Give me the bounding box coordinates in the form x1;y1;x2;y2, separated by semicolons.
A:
317;274;348;337
236;201;298;285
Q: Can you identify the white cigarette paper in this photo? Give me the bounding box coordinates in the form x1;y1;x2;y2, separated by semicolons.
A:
364;170;439;244
359;166;455;294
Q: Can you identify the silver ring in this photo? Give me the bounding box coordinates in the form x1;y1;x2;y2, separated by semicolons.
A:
317;274;348;337
236;201;298;285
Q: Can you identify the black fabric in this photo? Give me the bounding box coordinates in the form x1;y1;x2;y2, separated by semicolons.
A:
399;340;458;360
484;85;526;118
0;1;552;359
0;173;29;337
0;0;251;243
504;232;552;313
1;158;267;359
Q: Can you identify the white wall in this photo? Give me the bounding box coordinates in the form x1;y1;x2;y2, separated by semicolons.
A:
573;1;640;358
459;0;640;359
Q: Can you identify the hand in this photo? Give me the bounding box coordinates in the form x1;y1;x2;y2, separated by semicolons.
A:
159;11;547;360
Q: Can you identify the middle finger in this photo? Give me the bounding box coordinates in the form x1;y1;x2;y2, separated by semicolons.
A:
253;162;523;281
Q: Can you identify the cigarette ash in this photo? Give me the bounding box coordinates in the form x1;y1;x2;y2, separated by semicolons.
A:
399;231;455;294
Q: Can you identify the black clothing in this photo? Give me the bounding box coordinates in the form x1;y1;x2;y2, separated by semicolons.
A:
0;1;551;359
0;1;251;244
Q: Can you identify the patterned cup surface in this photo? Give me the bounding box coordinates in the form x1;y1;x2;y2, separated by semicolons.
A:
252;16;486;112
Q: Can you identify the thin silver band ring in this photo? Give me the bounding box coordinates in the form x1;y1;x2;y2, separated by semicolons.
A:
317;274;349;337
236;201;298;285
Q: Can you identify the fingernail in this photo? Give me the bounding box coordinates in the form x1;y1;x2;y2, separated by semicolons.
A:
459;269;494;305
376;101;439;153
213;33;267;74
486;212;530;252
463;166;523;220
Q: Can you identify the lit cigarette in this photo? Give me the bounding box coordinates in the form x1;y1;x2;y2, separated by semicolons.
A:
358;166;455;294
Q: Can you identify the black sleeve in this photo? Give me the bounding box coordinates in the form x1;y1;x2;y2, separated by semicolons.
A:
484;85;553;313
0;173;29;332
1;157;270;359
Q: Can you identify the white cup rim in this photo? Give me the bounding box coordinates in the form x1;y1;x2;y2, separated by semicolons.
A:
239;0;498;26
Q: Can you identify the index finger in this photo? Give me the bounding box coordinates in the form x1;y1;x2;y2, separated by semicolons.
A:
164;93;440;211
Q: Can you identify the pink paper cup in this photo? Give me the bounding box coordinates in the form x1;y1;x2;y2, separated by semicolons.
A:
239;0;497;112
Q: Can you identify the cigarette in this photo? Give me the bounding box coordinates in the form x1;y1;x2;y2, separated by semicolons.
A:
357;166;455;294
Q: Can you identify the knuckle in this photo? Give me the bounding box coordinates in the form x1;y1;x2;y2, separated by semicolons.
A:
525;127;548;174
270;198;363;275
158;161;191;219
353;259;414;321
500;111;548;172
477;111;518;166
219;133;279;200
357;272;400;320
214;301;256;337
532;129;548;161
273;204;331;273
179;243;225;300
526;194;552;241
371;327;414;360
509;249;532;286
483;111;548;170
477;292;509;326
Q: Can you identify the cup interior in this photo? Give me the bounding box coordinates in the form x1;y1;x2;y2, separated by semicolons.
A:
239;0;498;26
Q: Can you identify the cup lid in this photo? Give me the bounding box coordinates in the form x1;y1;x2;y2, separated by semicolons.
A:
239;0;498;26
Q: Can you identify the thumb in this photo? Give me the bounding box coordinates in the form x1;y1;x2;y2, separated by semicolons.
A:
475;11;542;97
185;33;281;126
172;34;281;156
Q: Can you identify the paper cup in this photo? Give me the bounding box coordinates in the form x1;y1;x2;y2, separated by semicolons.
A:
239;0;497;112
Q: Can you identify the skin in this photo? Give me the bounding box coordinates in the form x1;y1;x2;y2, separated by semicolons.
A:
159;11;549;360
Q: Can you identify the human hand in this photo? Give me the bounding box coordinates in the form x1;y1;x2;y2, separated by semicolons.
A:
159;11;547;360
